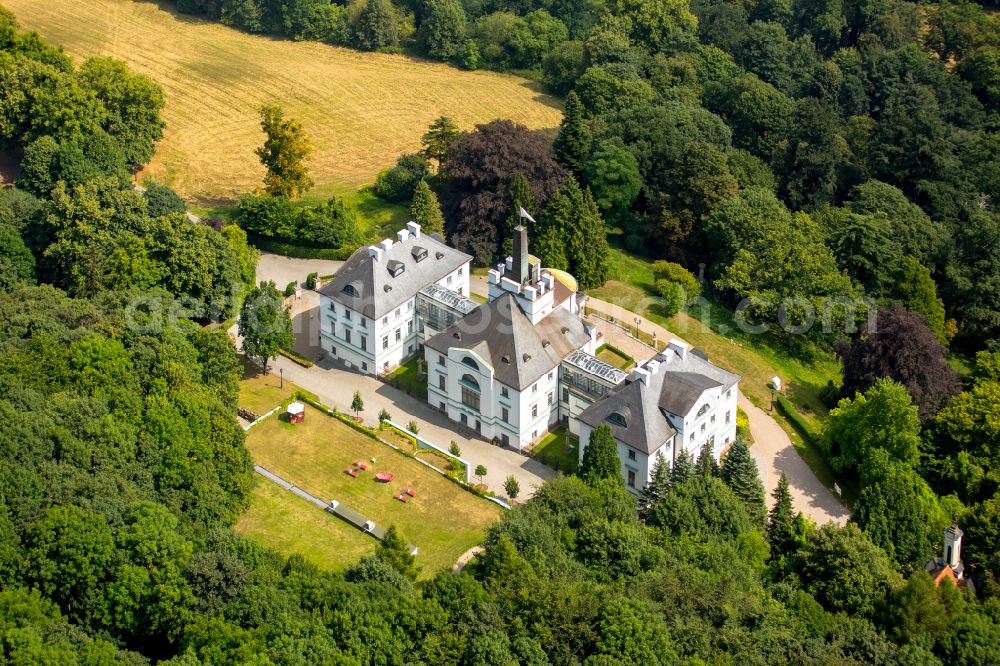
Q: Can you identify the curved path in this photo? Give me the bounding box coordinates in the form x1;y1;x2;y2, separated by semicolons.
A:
740;393;848;525
452;546;484;573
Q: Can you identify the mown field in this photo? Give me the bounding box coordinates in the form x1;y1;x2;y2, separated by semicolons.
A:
6;0;562;206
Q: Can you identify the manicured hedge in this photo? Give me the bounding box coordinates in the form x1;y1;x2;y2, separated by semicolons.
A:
279;348;313;367
251;237;358;260
776;395;817;443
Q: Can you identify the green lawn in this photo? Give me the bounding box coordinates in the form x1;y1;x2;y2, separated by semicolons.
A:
238;359;296;415
533;428;578;475
236;482;376;571
595;343;636;370
590;246;841;431
385;356;427;400
245;404;502;577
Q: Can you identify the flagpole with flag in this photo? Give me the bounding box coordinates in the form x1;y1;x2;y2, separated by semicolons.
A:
519;206;536;225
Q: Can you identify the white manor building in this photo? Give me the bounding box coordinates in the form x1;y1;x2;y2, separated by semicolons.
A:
423;225;599;449
317;222;742;479
577;343;741;494
318;222;472;375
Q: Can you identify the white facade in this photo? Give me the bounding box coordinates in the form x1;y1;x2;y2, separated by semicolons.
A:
425;346;563;449
577;343;741;495
318;222;470;376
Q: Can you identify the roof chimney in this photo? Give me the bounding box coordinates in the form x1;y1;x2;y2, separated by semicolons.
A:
667;339;687;359
396;228;410;243
406;221;421;238
513;225;529;284
368;245;384;262
380;238;393;252
634;368;650;385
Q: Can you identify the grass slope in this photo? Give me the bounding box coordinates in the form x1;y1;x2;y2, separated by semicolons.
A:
7;0;562;206
590;246;841;431
236;482;376;571
246;404;502;577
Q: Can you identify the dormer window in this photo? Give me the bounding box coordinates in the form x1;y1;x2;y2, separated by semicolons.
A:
461;356;479;370
606;411;628;428
387;260;405;277
411;246;428;262
341;284;359;298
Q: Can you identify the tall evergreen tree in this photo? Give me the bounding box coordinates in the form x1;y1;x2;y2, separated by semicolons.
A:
409;179;445;236
580;424;622;485
640;451;671;518
670;449;694;488
375;525;418;580
537;177;609;288
553;91;591;177
695;441;719;477
503;173;535;256
421;116;459;168
720;437;767;528
767;473;799;557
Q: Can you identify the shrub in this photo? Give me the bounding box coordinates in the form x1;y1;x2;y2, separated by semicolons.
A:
504;475;520;499
372;153;429;203
651;261;701;298
283;281;296;297
819;380;840;408
656;279;686;316
406;419;420;435
144;182;187;217
305;272;318;289
378;408;391;423
449;440;461;456
736;407;751;441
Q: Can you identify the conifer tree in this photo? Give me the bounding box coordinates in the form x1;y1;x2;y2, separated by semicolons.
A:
580;424;622;485
421;116;459;168
695;440;719;477
375;525;419;579
538;176;609;288
553;91;591;177
670;449;694;488
721;437;767;528
502;173;535;256
409;179;445;236
767;473;799;557
640;451;671;518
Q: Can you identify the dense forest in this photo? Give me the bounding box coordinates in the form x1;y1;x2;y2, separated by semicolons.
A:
2;1;1000;664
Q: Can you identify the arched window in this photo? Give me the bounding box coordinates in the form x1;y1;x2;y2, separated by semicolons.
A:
696;404;709;418
460;374;480;411
341;284;359;298
461;356;479;370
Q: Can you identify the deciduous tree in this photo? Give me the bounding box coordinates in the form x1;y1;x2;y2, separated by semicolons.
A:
238;281;293;372
256;106;313;198
837;305;961;422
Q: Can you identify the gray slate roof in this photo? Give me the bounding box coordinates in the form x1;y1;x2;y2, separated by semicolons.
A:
579;365;678;455
579;346;741;456
319;233;471;319
425;292;591;391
